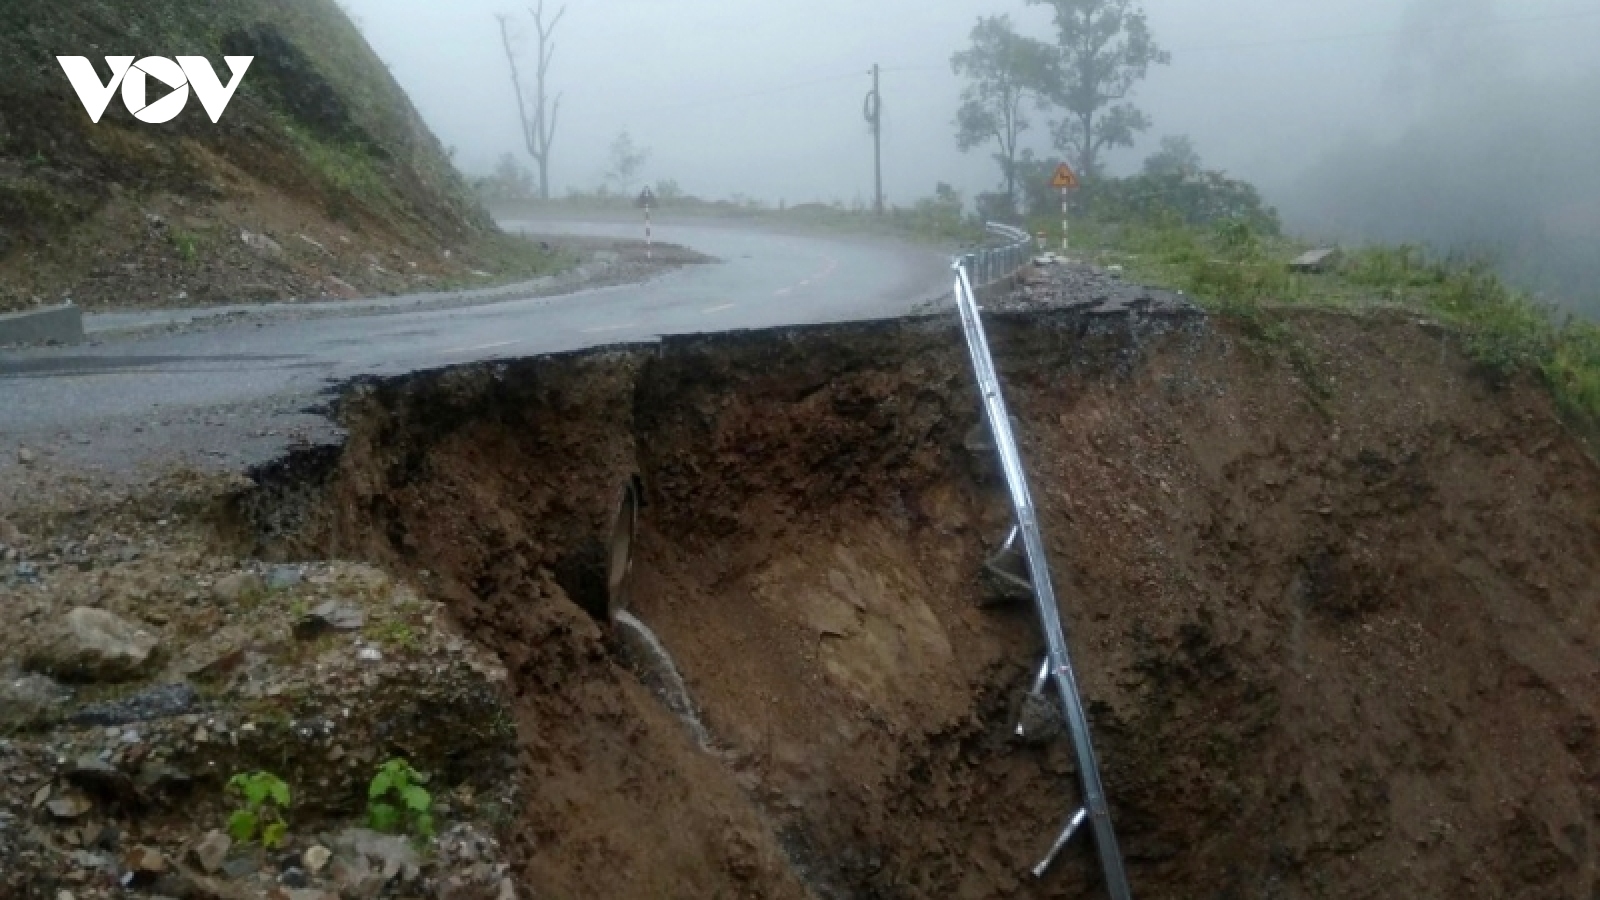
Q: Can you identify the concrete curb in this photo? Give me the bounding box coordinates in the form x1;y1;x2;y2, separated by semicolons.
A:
0;304;85;347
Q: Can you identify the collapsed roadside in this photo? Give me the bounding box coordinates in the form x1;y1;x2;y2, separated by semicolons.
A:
4;283;1597;898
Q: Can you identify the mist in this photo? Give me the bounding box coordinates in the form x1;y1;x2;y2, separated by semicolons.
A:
1274;0;1600;315
338;0;1600;309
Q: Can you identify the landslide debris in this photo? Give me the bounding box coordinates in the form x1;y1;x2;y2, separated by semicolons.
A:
0;474;519;900
0;0;560;313
5;301;1600;899
228;304;1599;899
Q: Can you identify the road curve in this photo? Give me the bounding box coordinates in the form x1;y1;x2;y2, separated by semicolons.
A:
0;219;952;473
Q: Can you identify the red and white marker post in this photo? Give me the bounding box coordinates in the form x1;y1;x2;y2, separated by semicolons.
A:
1048;163;1080;256
638;187;656;260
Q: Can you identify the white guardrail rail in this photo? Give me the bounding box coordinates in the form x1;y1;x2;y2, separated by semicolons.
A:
950;224;1134;900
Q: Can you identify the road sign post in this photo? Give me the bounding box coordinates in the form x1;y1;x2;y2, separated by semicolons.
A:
1049;163;1080;255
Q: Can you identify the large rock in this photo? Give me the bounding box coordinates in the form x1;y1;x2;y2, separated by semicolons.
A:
25;608;163;683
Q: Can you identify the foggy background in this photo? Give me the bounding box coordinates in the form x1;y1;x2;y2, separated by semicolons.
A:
340;0;1600;310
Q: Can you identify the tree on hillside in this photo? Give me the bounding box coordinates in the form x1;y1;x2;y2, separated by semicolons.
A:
951;15;1054;216
1028;0;1169;178
490;152;534;199
1143;135;1201;177
498;0;566;200
605;131;650;195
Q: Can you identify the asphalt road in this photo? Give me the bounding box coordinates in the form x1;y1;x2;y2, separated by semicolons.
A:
0;219;953;475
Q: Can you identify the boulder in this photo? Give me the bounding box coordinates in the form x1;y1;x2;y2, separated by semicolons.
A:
25;607;162;683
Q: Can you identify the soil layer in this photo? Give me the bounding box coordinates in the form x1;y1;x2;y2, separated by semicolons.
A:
245;306;1600;899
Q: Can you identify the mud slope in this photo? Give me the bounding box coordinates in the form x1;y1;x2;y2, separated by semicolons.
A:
244;307;1600;899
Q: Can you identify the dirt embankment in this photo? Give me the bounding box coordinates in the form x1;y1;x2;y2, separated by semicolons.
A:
0;0;559;312
226;305;1600;899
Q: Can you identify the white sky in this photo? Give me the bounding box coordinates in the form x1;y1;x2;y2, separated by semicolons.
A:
339;0;1600;206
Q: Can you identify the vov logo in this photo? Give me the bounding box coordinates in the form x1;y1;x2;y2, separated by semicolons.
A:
57;56;254;124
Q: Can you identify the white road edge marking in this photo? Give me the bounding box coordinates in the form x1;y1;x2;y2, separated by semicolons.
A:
703;303;737;313
581;323;637;334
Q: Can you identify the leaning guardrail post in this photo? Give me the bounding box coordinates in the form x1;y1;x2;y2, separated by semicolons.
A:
950;234;1134;900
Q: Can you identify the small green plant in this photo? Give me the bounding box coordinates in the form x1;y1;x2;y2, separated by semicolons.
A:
367;758;434;838
368;618;418;650
168;228;199;263
226;771;291;849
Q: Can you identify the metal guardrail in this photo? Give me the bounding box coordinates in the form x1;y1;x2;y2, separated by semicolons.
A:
950;228;1134;900
957;222;1034;289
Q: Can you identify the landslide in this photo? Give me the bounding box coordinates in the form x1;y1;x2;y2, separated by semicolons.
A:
241;307;1600;899
0;0;558;312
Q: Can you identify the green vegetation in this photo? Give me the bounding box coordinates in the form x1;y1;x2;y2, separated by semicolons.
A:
1039;193;1600;444
226;771;292;849
168;228;201;264
368;618;419;650
367;758;435;839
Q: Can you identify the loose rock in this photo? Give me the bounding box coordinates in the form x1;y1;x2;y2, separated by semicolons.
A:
192;830;231;874
46;789;93;820
212;572;266;605
293;600;365;639
124;844;168;877
0;672;72;729
25;607;162;683
265;566;303;592
303;844;332;875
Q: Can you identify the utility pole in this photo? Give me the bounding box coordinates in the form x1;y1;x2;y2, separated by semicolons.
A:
864;64;883;215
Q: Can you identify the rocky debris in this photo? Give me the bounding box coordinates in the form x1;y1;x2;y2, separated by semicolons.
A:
192;829;231;874
265;565;303;592
68;681;199;726
1015;693;1068;746
0;672;73;729
64;754;141;805
941;258;1200;320
212;572;266;605
45;788;93;820
123;844;168;879
333;827;422;884
292;600;365;639
24;607;162;683
17;447;36;466
302;843;331;875
240;229;284;257
0;481;517;899
1018;259;1193;316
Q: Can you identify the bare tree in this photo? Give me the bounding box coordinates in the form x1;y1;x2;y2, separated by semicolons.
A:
498;1;566;200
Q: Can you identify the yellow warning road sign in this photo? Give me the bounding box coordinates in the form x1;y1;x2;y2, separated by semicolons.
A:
1050;163;1080;189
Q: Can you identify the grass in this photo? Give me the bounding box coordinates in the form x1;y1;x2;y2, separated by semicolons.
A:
169;228;201;264
1047;215;1600;445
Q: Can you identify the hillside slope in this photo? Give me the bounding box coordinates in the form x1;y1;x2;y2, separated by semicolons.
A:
0;0;558;312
